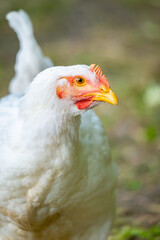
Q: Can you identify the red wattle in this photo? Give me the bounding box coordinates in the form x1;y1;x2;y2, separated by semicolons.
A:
76;100;92;110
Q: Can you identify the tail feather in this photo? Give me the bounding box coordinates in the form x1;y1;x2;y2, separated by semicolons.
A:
6;10;33;46
6;10;53;95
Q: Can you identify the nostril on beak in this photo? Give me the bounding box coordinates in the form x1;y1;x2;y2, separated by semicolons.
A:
100;85;109;93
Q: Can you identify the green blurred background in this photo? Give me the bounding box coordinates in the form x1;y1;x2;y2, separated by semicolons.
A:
0;0;160;239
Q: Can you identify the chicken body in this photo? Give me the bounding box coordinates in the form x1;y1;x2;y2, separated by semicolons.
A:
0;11;118;240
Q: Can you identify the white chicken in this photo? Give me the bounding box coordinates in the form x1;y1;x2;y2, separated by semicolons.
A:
0;10;118;240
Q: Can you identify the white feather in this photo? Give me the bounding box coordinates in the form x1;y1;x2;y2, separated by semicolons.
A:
0;10;118;240
6;10;53;95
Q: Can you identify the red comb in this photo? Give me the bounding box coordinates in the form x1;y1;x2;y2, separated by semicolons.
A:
89;64;103;77
89;64;109;87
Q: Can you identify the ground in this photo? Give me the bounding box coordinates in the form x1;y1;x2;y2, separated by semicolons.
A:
0;0;160;239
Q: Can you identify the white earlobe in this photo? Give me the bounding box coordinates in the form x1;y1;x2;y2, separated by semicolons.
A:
58;78;69;87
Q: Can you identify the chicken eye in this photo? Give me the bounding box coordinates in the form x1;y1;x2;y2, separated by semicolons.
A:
74;77;86;87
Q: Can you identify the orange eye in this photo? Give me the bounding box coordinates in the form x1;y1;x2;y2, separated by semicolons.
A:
74;77;86;87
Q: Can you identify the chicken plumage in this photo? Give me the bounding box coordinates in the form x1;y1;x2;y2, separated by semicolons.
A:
0;10;118;240
6;10;53;95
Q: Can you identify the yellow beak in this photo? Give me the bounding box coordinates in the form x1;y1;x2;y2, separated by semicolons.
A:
83;85;118;105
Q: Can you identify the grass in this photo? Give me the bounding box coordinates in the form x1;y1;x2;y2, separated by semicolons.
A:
110;225;160;240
